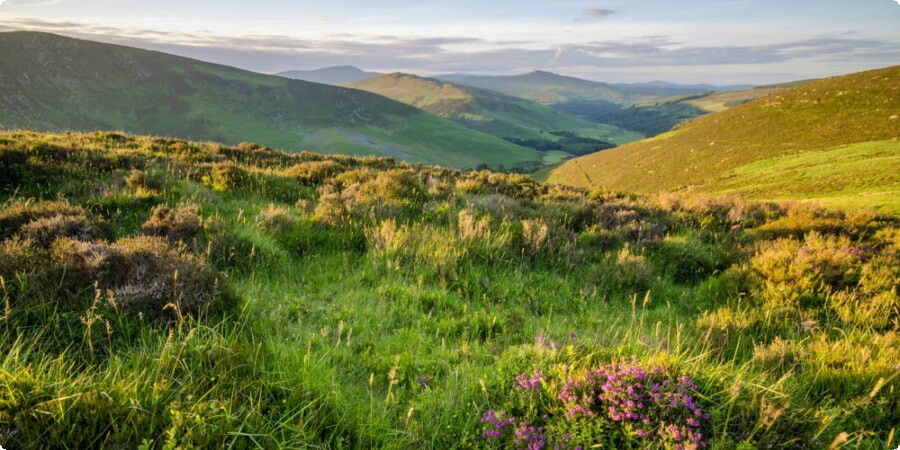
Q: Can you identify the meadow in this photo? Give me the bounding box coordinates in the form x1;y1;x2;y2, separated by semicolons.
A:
1;131;897;449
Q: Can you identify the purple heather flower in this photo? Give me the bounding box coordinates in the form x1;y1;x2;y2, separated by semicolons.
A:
516;370;545;392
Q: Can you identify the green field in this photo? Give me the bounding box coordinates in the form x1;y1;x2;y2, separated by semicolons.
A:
0;31;541;170
2;131;898;449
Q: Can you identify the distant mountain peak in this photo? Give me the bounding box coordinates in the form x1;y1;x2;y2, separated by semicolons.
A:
277;65;379;85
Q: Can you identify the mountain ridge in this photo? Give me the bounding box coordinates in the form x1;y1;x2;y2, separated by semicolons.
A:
277;65;380;85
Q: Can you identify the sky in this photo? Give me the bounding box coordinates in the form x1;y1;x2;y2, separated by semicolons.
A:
0;0;898;84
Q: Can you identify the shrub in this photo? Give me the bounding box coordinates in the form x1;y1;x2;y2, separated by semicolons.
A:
19;213;114;248
0;237;44;286
285;160;346;185
203;163;249;193
141;204;202;243
751;231;862;308
104;236;235;321
124;169;164;191
577;225;623;255
255;204;298;235
0;201;86;240
588;246;655;295
516;218;574;259
651;234;734;284
481;359;710;449
0;148;30;189
457;209;492;241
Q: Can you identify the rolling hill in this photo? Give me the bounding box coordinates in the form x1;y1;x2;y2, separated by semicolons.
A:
0;31;540;169
542;65;900;211
555;81;809;138
276;65;380;85
345;73;643;151
442;70;649;105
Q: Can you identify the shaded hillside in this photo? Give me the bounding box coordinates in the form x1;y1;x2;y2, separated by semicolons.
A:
277;65;380;85
555;99;707;137
0;32;540;169
543;65;900;210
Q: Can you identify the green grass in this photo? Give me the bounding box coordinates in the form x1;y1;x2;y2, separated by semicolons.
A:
2;131;898;449
544;65;900;212
707;140;900;213
0;31;540;170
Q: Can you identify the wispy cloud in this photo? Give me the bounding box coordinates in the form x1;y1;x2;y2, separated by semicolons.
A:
582;8;615;18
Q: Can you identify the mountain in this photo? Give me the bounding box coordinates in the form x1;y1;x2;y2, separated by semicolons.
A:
345;73;642;147
612;81;753;97
276;65;380;85
441;71;722;138
542;65;900;211
0;32;543;170
442;70;640;105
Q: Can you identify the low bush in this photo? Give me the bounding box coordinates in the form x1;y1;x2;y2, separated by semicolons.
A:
481;359;710;449
285;160;346;185
587;246;655;296
104;236;236;321
0;201;87;240
141;204;202;243
124;169;164;191
20;212;113;248
751;231;862;309
203;163;249;193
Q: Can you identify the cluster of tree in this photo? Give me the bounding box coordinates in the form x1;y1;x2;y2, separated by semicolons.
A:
503;132;616;156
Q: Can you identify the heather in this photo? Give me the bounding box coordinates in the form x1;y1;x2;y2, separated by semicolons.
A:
1;131;897;449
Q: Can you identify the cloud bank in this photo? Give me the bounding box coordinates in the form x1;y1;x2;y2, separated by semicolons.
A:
1;18;897;84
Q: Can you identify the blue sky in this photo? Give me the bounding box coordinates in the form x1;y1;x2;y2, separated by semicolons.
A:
1;0;898;84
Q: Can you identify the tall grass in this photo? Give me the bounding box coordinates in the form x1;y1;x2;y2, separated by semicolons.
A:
1;131;897;448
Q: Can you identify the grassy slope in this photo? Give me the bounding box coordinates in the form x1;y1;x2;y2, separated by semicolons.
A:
2;131;898;449
711;140;900;212
346;73;643;144
0;31;540;169
673;81;807;112
544;65;900;209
